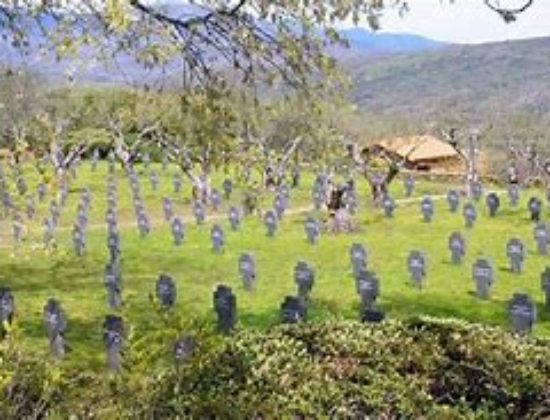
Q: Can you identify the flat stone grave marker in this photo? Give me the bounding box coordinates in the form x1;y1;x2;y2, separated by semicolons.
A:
507;238;525;274
472;258;494;300
449;232;466;265
407;250;426;289
508;293;536;334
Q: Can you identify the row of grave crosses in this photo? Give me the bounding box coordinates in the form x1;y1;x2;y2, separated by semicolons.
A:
1;245;548;368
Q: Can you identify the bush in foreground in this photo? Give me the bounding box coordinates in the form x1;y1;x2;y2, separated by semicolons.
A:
1;317;550;418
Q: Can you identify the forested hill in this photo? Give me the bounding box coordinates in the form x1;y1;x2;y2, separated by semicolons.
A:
346;36;550;120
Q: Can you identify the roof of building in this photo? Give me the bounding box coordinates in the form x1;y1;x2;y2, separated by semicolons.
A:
376;135;460;162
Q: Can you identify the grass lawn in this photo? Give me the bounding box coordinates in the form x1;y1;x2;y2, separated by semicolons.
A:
1;160;549;371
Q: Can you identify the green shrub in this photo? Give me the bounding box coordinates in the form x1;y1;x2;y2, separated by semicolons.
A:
1;317;550;418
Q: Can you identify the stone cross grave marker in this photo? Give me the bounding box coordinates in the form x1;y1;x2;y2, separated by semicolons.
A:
222;178;233;199
485;192;500;217
534;223;549;256
228;206;241;231
472;258;494;300
103;315;125;371
404;175;415;198
156;274;177;309
291;167;301;188
356;269;380;309
173;336;196;365
507;238;525;274
172;173;183;193
280;296;306;324
213;285;237;334
508;293;536;334
171;217;184;246
210;189;222;212
463;202;477;228
43;298;67;359
264;210;278;237
540;267;550;313
471;181;483;202
449;232;466;265
239;253;256;291
407;250;426;289
508;183;520;207
193;201;206;225
105;261;122;309
382;195;396;218
211;224;225;253
0;287;14;336
304;216;320;245
163;197;173;222
528;197;542;222
350;243;367;278
294;261;315;302
421;197;434;222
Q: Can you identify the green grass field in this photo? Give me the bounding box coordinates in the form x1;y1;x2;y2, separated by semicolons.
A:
1;160;549;371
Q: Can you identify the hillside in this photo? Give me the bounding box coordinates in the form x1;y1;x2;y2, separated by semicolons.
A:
347;36;550;120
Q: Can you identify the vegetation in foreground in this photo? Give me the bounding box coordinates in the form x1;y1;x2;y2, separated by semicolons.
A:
2;317;550;418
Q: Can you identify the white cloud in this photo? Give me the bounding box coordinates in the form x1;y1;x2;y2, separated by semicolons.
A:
341;0;550;44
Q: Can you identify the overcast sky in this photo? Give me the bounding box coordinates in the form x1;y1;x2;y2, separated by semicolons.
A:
346;0;550;44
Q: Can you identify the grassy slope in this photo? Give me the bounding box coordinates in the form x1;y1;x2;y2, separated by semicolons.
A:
1;160;550;371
